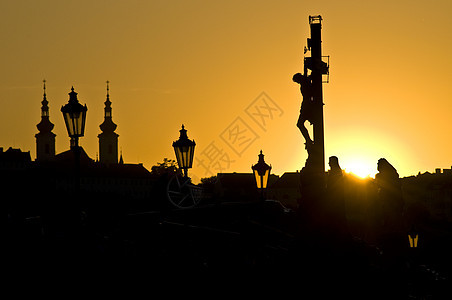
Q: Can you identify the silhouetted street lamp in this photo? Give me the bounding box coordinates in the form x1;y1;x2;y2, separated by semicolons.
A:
61;87;87;193
408;230;419;248
61;87;87;149
172;124;196;178
252;150;272;201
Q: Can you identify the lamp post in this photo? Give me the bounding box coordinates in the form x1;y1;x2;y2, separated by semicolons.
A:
172;124;196;178
61;87;87;192
408;231;419;249
407;228;420;282
61;87;87;149
252;150;272;201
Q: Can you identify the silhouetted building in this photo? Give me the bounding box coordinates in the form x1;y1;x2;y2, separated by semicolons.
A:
36;149;153;202
402;169;452;222
0;147;31;169
214;172;279;203
2;147;34;218
98;81;119;165
5;82;162;221
54;146;94;165
268;172;301;209
444;167;452;175
35;80;56;162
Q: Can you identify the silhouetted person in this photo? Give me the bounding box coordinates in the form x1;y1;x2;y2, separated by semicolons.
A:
327;156;343;190
326;156;348;239
374;158;404;234
293;72;314;149
372;159;407;292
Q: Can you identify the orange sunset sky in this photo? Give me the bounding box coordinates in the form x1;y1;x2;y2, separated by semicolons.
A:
1;0;451;182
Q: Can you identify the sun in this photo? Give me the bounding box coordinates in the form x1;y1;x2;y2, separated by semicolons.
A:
341;157;376;179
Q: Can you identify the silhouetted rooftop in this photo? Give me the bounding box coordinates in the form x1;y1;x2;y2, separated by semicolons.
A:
54;147;94;165
0;147;31;163
216;172;279;189
269;172;300;189
87;163;151;178
216;173;256;189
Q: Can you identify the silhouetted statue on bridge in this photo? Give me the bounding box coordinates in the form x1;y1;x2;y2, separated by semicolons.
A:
366;158;405;246
293;72;314;149
294;16;329;230
375;158;404;233
326;156;348;239
293;16;329;176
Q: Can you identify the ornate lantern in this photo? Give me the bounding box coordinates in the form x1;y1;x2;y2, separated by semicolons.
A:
172;125;196;177
408;232;419;248
252;150;272;192
61;87;87;147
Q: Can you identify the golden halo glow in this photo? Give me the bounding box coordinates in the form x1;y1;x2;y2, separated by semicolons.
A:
342;158;375;179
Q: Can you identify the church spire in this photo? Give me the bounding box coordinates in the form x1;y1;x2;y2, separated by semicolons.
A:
37;79;54;133
41;79;49;117
98;80;119;165
100;80;116;131
119;148;124;164
105;80;112;117
36;79;56;161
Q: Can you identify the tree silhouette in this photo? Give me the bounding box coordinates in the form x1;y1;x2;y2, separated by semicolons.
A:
150;158;181;178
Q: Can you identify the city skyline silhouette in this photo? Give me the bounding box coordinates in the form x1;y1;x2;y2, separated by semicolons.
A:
3;5;452;296
1;1;452;183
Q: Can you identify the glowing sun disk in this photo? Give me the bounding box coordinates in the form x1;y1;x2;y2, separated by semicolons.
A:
342;160;376;179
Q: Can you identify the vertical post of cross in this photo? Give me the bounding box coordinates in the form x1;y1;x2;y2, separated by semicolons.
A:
308;15;326;174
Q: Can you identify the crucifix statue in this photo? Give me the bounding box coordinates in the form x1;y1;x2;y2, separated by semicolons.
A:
293;15;329;174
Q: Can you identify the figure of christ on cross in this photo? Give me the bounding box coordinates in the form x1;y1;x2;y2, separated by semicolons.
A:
293;72;315;151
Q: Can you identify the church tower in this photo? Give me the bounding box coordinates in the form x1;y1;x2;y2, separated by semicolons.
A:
35;80;56;162
98;81;119;165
